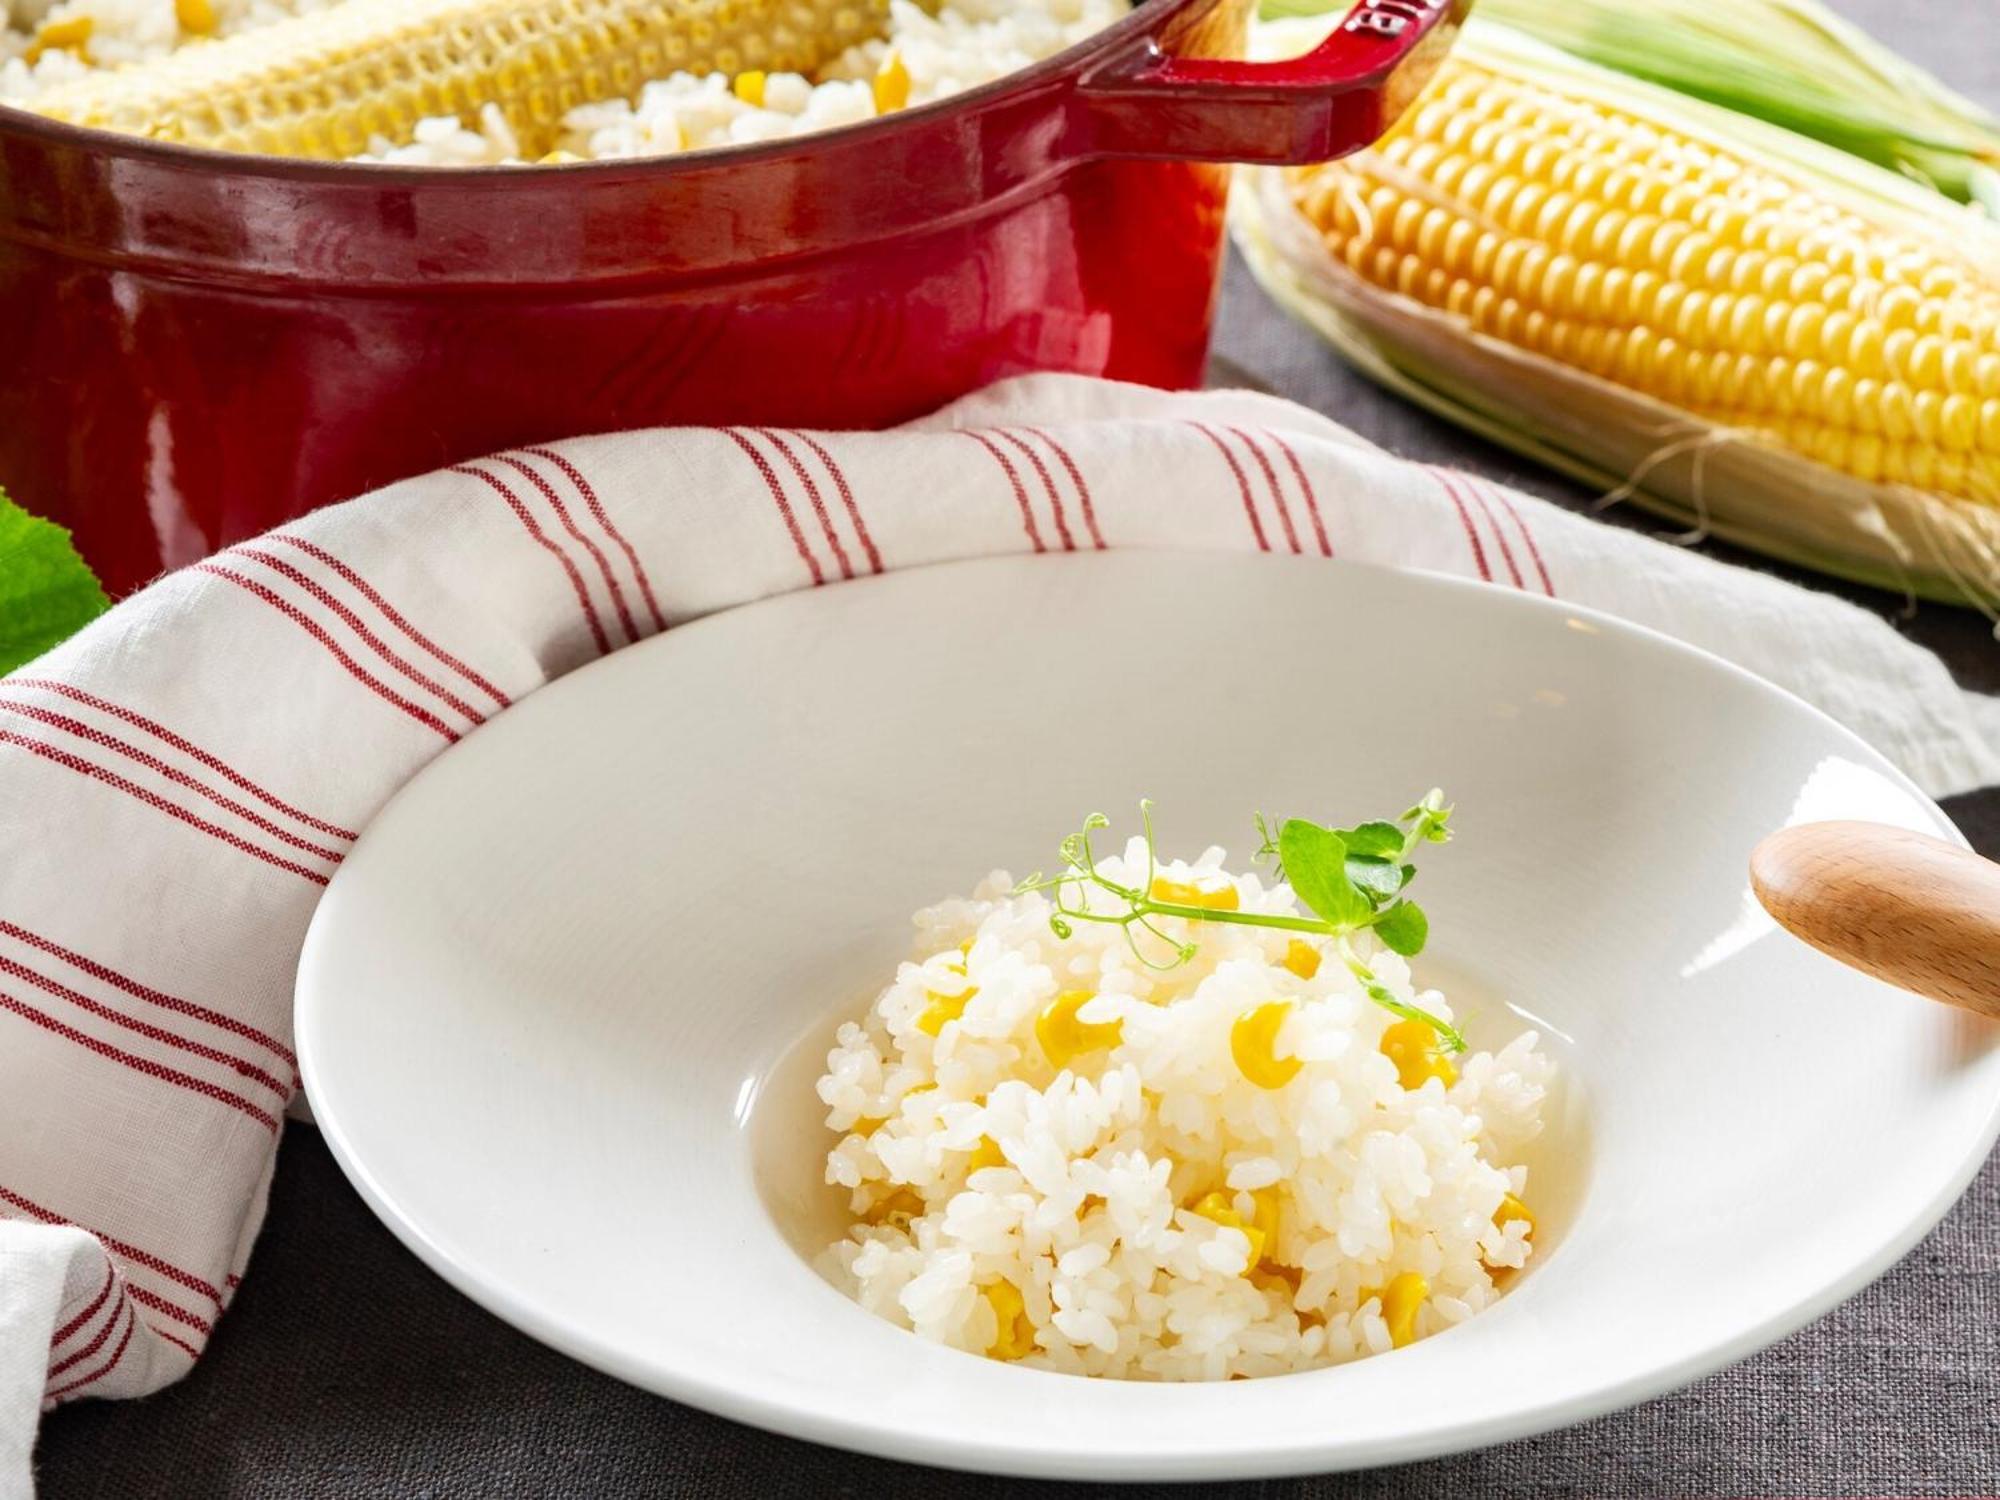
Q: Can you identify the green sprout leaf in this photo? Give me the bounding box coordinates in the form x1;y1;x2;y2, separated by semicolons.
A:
1021;793;1460;1046
1372;900;1429;957
0;490;110;675
1278;819;1372;929
1335;822;1402;859
1345;855;1403;905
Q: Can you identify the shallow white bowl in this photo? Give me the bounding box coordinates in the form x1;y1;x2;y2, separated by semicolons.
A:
296;552;2000;1480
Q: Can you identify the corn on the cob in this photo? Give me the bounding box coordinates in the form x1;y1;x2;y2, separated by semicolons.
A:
1289;56;2000;506
31;0;893;159
1237;14;2000;605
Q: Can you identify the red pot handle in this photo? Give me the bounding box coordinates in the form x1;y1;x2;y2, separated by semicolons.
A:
1074;0;1468;164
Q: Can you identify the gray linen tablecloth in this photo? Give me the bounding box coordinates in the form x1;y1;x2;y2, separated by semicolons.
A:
32;1;2000;1492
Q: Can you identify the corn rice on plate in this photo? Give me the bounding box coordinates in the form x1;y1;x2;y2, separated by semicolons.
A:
1;0;1127;161
818;839;1553;1380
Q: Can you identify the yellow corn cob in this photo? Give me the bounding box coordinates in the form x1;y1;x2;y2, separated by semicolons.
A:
31;0;893;159
1286;58;2000;508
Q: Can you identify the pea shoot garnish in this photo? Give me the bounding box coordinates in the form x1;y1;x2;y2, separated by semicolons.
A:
1014;791;1465;1052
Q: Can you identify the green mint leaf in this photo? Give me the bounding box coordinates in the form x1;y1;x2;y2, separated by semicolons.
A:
1278;819;1371;929
1373;900;1429;957
0;490;110;675
1335;822;1403;859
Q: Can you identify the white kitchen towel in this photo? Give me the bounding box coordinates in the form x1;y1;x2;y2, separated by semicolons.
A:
1;373;1995;1496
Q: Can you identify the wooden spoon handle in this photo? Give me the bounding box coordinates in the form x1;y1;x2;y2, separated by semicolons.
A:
1750;820;2000;1021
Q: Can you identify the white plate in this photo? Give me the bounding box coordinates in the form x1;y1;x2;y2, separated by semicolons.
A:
296;552;2000;1480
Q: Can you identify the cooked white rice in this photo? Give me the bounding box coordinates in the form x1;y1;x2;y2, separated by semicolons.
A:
0;0;334;103
816;838;1553;1381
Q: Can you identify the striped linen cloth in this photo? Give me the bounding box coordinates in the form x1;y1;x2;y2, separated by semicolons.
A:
2;373;1996;1494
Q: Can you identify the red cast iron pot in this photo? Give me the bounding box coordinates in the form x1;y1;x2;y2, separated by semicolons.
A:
0;0;1464;595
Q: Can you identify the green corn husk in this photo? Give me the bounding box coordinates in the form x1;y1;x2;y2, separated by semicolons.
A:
1473;0;2000;215
1235;11;2000;611
1260;0;2000;212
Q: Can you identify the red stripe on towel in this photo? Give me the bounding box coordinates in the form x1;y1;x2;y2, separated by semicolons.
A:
1225;426;1300;554
126;1287;213;1335
48;1281;125;1378
783;431;883;574
0;953;290;1102
263;536;514;708
1187;423;1269;552
1260;430;1332;557
151;1327;202;1360
0;698;345;863
0;731;332;886
521;448;670;632
493;455;640;646
229;548;488;724
0;989;280;1132
1424;467;1492;582
0;1185;225;1308
195;564;463;742
1455;477;1524;589
960;432;1046;553
46;1302;134;1400
1481;480;1556;596
450;466;613;655
1025;429;1105;550
3;680;355;841
721;430;825;585
50;1262;116;1351
0;922;295;1071
994;430;1074;552
751;429;854;580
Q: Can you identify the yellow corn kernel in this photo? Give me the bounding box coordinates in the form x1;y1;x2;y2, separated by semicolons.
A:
732;70;766;107
1495;1192;1536;1240
1380;1017;1457;1090
32;0;894;160
1231;1001;1302;1089
851;1115;887;1138
1036;990;1122;1068
872;48;910;114
1149;877;1240;911
1377;1270;1429;1349
966;1135;1005;1173
26;14;92;62
982;1280;1034;1360
536;150;583;164
1191;1191;1267;1268
174;0;218;33
915;986;976;1037
1281;939;1322;979
862;1186;924;1225
1250;1186;1282;1262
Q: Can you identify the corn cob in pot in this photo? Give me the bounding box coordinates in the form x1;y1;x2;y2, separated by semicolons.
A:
30;0;894;158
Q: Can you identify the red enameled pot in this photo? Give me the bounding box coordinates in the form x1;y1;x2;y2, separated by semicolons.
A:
0;0;1463;595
